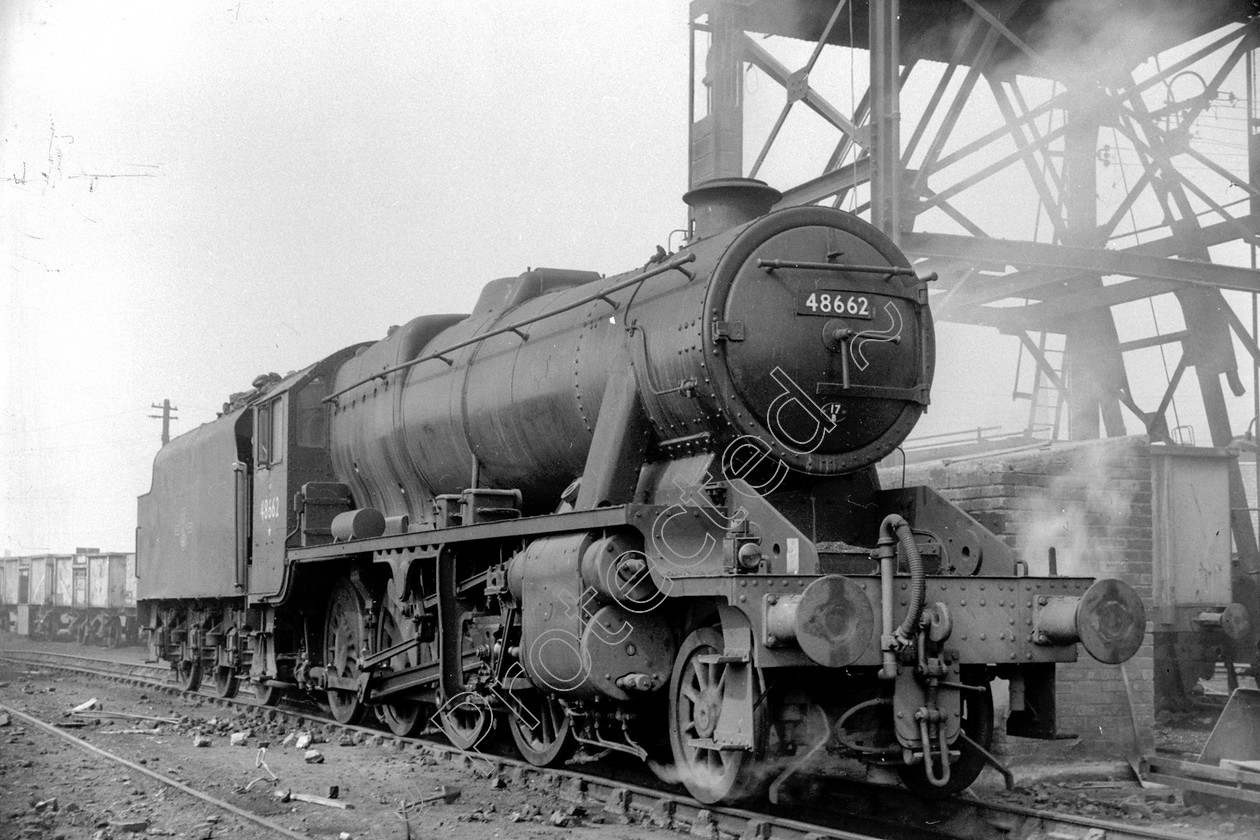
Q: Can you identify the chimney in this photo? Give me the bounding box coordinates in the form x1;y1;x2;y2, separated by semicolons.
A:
683;177;781;240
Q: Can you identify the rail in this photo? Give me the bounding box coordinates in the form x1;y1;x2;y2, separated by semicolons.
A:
0;646;1206;840
0;702;312;839
324;253;697;404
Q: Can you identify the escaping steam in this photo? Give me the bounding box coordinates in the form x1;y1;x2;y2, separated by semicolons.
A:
1016;443;1135;578
1020;0;1227;85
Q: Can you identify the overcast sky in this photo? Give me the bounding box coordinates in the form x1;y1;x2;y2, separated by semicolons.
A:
2;1;700;554
2;1;1256;554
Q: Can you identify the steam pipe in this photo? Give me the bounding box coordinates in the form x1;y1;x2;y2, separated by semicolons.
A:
877;514;926;679
877;532;896;679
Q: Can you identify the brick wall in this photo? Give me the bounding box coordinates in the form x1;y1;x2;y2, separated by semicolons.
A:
883;436;1156;754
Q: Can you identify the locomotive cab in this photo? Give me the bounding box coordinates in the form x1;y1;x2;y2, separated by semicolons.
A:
249;376;292;598
248;356;363;598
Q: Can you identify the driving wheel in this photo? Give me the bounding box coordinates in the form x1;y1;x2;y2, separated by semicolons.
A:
438;616;494;750
375;587;431;737
175;659;201;692
508;687;575;766
254;682;284;706
324;578;369;724
214;665;240;699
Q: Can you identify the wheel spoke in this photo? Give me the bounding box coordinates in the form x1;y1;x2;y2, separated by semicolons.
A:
325;580;367;724
508;687;575;767
670;627;767;804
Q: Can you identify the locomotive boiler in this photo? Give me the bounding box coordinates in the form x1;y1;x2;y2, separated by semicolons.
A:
137;178;1146;804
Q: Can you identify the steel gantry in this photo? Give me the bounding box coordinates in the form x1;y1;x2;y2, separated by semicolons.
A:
686;0;1260;673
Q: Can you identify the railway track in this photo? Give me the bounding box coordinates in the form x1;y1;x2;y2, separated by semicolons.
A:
0;646;1202;840
0;702;312;839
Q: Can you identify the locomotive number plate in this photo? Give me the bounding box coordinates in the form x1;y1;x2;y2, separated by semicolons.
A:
796;290;874;318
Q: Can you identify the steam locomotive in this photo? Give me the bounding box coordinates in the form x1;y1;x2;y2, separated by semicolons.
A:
137;179;1146;804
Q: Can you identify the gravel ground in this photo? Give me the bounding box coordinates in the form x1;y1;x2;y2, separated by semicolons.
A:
0;657;664;840
1;637;1257;840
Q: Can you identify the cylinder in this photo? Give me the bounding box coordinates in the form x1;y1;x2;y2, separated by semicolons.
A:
580;533;658;609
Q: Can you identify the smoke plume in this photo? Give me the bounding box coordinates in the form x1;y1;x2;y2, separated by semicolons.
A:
1016;442;1135;578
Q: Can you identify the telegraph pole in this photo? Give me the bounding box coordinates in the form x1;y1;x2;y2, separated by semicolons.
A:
149;399;179;446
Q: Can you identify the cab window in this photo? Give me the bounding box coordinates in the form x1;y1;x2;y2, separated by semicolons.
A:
257;402;272;464
270;397;285;463
256;397;284;466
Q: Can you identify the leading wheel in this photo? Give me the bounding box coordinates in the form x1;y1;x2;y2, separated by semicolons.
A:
375;589;430;737
669;626;769;804
324;578;368;725
175;659;201;692
897;677;994;798
508;688;575;767
214;666;240;699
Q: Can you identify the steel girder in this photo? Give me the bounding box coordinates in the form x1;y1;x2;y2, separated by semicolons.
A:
687;0;1260;631
687;0;1260;434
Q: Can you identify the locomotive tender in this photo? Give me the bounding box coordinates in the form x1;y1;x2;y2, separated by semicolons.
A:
137;179;1146;803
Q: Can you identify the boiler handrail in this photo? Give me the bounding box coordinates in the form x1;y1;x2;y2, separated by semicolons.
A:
323;253;697;404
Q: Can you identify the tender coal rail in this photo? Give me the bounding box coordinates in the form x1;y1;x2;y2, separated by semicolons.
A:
0;647;1192;840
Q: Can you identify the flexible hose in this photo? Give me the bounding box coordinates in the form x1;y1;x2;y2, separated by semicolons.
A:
881;514;925;647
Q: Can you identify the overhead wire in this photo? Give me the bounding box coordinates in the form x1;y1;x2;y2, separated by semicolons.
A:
0;435;156;457
0;406;149;438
